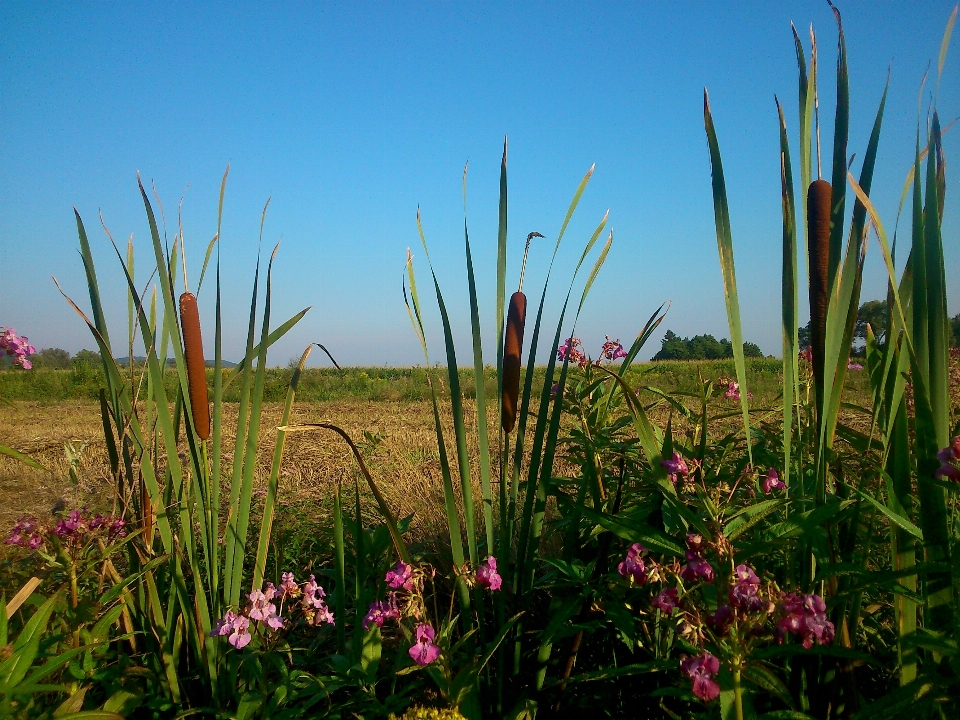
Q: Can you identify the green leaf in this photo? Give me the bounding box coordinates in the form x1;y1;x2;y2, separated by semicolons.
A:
703;89;752;463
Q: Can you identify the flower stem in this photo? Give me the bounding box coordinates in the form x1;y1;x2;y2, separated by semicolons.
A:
733;666;744;720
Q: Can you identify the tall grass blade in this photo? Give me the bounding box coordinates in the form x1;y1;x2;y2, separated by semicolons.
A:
703;89;753;463
849;174;953;631
417;212;479;566
777;98;799;492
227;241;279;607
463;165;496;554
827;3;850;290
923;114;949;448
496;139;509;424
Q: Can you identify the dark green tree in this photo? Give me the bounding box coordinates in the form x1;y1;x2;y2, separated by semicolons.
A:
855;299;888;345
31;348;71;369
653;331;763;361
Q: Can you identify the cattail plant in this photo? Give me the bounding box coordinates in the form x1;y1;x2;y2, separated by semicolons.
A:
806;177;832;414
179;292;210;440
501;232;541;433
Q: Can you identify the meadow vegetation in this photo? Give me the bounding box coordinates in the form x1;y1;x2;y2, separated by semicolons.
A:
2;6;960;719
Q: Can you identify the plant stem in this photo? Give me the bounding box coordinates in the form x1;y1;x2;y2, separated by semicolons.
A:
733;666;744;720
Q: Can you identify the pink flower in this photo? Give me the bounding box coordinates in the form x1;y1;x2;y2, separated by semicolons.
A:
280;571;301;598
557;337;587;368
681;652;721;702
475;556;502;591
799;346;813;364
847;361;863;371
7;516;44;548
247;588;277;622
661;452;689;485
776;592;834;648
363;594;400;630
1;328;36;370
936;463;960;482
680;551;715;584
408;623;441;666
302;574;327;606
228;615;251;648
601;336;627;362
385;561;414;591
617;543;648;585
729;564;763;611
935;438;960;482
312;604;335;626
724;381;753;400
211;609;239;637
652;587;679;615
265;612;285;630
762;468;785;494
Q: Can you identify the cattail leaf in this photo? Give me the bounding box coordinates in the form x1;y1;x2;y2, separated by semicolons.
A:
495;139;508;419
827;5;850;289
463;171;496;552
703;89;753;464
923;114;950;448
937;6;957;86
416;211;479;567
777;98;799;493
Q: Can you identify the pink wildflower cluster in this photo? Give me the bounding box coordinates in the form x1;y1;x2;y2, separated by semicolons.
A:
661;452;689;486
935;437;960;482
799;346;813;365
1;328;36;369
681;652;721;702
557;335;628;368
616;534;833;704
557;337;587;368
366;560;440;666
847;361;864;371
724;381;753;400
775;593;835;648
365;557;502;667
6;509;125;550
680;534;715;584
474;555;503;591
601;336;627;362
211;572;334;650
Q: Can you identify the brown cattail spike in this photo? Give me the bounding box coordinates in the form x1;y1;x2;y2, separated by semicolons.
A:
806;178;832;412
179;292;211;440
502;291;527;433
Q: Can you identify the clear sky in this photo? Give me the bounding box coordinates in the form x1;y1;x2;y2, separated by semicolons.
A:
2;1;957;367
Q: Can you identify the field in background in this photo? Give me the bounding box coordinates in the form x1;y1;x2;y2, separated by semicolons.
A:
0;356;793;403
0;358;876;548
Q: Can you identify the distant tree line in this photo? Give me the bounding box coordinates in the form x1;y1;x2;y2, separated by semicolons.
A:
652;331;764;361
6;349;236;370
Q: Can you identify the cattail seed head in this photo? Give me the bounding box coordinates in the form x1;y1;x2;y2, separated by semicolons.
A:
806;179;832;399
502;291;527;433
179;292;210;440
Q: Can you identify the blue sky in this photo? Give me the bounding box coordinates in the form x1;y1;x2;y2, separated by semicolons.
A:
2;1;957;367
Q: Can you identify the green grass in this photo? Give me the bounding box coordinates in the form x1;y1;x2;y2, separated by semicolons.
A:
0;356;811;404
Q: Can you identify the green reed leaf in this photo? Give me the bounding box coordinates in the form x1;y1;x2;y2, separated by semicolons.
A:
703;89;752;464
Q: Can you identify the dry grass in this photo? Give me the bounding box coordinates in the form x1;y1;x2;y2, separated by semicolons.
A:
0;399;528;546
4;354;956;550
